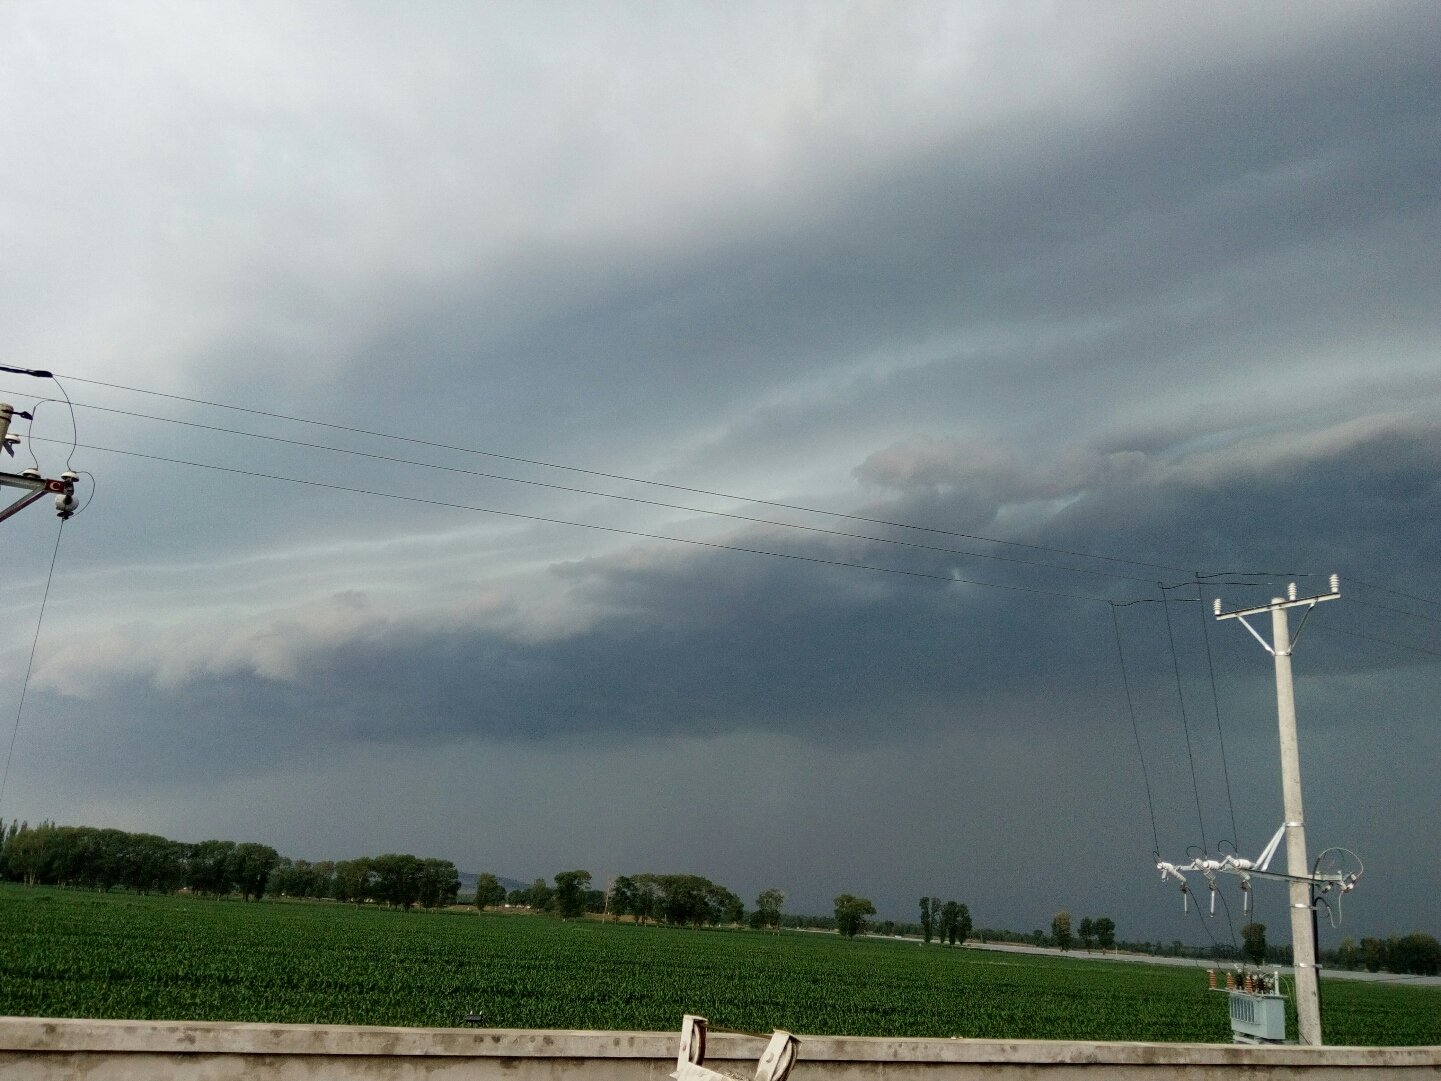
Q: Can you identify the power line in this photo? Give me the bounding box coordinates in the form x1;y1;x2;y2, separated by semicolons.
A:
1346;576;1441;611
1196;583;1239;854
48;438;1120;603
1349;597;1441;626
11;393;1164;587
1161;589;1209;855
1110;603;1161;859
45;372;1191;574
1313;625;1441;659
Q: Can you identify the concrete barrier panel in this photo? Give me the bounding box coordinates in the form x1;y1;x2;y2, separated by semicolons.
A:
2;1017;1439;1079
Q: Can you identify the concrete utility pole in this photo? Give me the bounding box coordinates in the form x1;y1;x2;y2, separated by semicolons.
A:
1214;577;1339;1047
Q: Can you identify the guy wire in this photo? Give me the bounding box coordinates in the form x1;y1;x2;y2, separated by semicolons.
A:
0;521;65;817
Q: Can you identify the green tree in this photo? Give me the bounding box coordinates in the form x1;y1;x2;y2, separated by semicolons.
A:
371;854;424;910
4;822;48;886
333;858;373;903
417;858;461;910
719;888;744;926
940;901;960;945
186;840;237;898
631;876;659;924
1093;916;1116;951
231;842;280;902
474;873;506;910
956;903;972;945
1051;910;1072;951
527;877;554;911
1242;922;1267;966
755;888;785;932
553;870;592;919
1391;933;1441;976
1337;936;1360;970
1361;937;1385;973
124;834;185;895
919;897;933;943
834;894;876;938
0;819;19;880
1078;917;1095;951
608;875;637;921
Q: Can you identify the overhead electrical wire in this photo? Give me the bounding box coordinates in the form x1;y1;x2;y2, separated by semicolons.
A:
24;377;1411;609
1348;597;1441;626
1110;603;1162;859
2;374;1431;956
1196;583;1240;855
9;393;1164;588
43;372;1192;574
21;374;1439;626
1160;587;1209;855
1199;571;1441;618
1346;576;1441;611
1313;625;1441;659
12;378;1434;836
29;437;1119;603
0;365;79;471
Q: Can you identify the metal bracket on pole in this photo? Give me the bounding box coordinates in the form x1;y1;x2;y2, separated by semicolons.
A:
0;469;76;525
0;401;79;525
1157;824;1360;894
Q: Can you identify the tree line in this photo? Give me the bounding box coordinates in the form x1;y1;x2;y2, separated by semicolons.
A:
16;818;1431;965
0;820;459;911
1049;911;1117;952
476;870;753;928
1337;933;1440;976
476;870;607;918
608;873;746;926
919;897;972;945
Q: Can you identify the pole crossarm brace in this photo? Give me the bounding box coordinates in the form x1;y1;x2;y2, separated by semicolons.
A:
1213;575;1340;656
0;401;79;525
1159;823;1361;900
0;469;76;525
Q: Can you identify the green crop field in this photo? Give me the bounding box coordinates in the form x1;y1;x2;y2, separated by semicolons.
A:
1;885;1437;1044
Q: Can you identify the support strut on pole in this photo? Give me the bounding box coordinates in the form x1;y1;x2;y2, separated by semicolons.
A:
0;402;78;525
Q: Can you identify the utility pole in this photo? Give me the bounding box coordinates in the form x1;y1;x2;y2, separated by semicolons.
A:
1214;576;1339;1046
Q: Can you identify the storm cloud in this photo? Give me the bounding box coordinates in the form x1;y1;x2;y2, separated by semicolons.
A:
1;1;1438;942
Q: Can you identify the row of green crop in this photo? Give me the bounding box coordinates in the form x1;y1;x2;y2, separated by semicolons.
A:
1;885;1437;1044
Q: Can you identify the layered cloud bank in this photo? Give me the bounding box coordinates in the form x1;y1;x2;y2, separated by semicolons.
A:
1;2;1437;938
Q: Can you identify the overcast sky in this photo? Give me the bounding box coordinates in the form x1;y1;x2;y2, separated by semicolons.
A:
1;2;1438;949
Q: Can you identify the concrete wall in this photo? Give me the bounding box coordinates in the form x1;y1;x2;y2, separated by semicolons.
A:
2;1017;1439;1079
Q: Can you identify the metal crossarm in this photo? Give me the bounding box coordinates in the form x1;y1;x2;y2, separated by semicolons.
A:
0;469;76;525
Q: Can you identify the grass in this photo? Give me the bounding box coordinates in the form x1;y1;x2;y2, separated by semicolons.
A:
1;884;1437;1044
